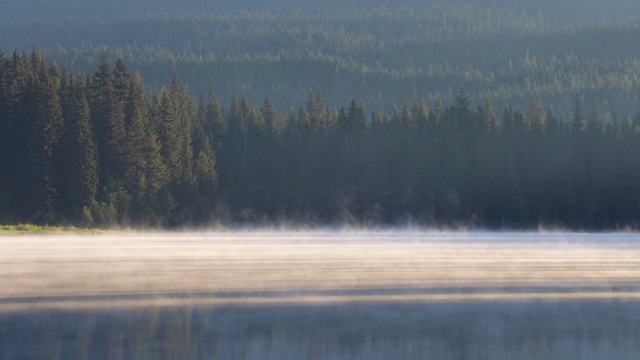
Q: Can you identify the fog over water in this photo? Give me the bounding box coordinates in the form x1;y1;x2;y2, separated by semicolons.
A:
1;231;640;359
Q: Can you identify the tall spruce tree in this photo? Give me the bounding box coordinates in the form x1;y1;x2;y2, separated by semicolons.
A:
206;82;227;150
0;51;8;219
125;72;168;215
454;87;471;118
91;53;126;188
112;58;129;112
586;100;601;135
261;96;277;135
23;48;63;222
3;51;30;221
483;97;498;133
155;85;182;183
59;75;98;220
570;97;585;134
193;104;218;202
175;83;195;186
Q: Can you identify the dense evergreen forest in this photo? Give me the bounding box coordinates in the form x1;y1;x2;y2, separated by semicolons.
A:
1;49;640;229
2;1;640;229
3;2;640;116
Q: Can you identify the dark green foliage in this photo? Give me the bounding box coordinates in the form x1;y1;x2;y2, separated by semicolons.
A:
123;72;168;212
0;50;8;219
4;49;640;229
58;75;98;222
570;98;585;134
22;48;64;223
4;4;639;119
155;85;182;183
90;53;127;188
2;51;30;222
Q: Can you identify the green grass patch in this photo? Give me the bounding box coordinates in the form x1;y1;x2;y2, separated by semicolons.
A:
0;224;108;234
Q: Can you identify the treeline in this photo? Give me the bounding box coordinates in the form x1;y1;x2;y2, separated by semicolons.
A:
0;49;218;226
2;49;640;229
9;5;639;116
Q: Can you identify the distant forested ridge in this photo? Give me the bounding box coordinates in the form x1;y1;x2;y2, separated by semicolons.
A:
1;49;640;229
3;3;640;117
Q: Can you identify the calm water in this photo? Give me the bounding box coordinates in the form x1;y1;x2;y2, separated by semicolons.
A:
1;231;639;359
2;301;640;359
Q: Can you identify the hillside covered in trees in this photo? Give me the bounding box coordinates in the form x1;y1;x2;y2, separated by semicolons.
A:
2;1;640;229
3;1;640;117
1;49;640;229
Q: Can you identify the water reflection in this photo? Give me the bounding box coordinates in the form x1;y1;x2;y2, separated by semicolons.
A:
2;300;640;359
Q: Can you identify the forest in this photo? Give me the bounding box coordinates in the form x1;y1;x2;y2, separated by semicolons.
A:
2;3;640;116
2;1;640;229
1;48;640;229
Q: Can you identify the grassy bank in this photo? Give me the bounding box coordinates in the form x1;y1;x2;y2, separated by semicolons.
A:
0;224;109;234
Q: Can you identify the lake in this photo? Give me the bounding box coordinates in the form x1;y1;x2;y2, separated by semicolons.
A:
1;231;639;359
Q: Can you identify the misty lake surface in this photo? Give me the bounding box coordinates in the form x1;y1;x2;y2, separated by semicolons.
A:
1;231;640;359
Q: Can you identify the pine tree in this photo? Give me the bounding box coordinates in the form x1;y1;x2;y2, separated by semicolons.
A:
454;87;471;117
586;99;601;135
261;96;277;135
113;58;129;107
124;72;151;203
155;85;182;183
315;89;329;130
239;95;251;167
434;95;445;125
570;97;584;134
194;95;209;158
125;72;168;208
193;111;218;223
192;93;220;208
483;97;498;133
409;88;428;128
23;48;64;222
59;75;98;219
2;51;30;221
0;50;8;218
527;95;546;132
206;82;226;150
91;53;126;187
305;89;317;129
453;86;474;134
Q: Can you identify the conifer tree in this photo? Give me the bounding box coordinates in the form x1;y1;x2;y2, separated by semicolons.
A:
124;72;167;206
23;48;64;222
239;95;251;167
59;75;98;219
166;71;196;187
194;113;218;199
91;53;126;187
2;51;30;220
193;95;209;158
410;88;429;128
483;97;498;133
434;95;445;125
586;100;601;134
527;95;546;132
0;51;8;218
155;85;182;183
261;96;277;135
315;89;329;130
305;89;317;129
113;57;129;107
454;87;471;117
206;82;227;150
570;97;584;134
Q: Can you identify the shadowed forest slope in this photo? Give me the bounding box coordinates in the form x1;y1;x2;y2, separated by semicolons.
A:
2;1;640;228
1;51;640;229
2;1;640;115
